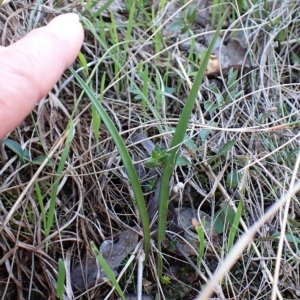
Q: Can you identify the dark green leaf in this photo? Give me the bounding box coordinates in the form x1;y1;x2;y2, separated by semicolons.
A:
134;94;143;100
164;87;176;95
221;203;236;224
207;83;220;94
22;149;30;161
175;155;190;166
214;209;225;234
183;135;197;154
144;159;157;169
204;101;219;112
56;259;66;300
186;6;197;23
287;149;300;165
285;233;300;243
72;69;150;260
199;123;219;142
169;21;184;32
31;156;54;167
272;232;300;244
225;170;240;189
156;10;228;277
227;69;238;88
199;129;210;141
228;200;243;250
214;203;237;234
288;216;300;228
218;140;236;156
3;139;24;158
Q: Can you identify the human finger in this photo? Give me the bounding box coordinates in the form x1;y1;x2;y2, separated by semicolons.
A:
0;13;84;138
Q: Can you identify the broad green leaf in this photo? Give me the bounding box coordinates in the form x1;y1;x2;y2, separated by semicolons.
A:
285;233;300;243
31;156;54;167
3;139;24;158
207;83;220;94
3;139;30;164
214;203;237;234
134;94;143;100
225;170;240;189
175;155;190;166
128;85;143;100
169;21;184;32
199;129;210;141
214;209;225;234
186;6;197;23
292;52;300;65
22;149;30;162
220;203;236;224
204;101;219;113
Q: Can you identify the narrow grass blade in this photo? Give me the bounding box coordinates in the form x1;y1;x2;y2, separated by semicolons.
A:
26;0;43;32
79;15;164;131
92;72;106;145
122;0;135;67
156;10;228;278
228;200;243;251
87;0;116;16
35;182;46;231
90;241;125;300
78;52;89;78
71;69;150;260
46;125;74;239
193;217;205;269
56;258;66;300
207;140;236;165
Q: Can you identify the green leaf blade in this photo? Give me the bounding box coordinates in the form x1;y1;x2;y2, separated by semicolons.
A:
56;258;66;300
90;241;126;300
156;10;228;278
71;69;150;260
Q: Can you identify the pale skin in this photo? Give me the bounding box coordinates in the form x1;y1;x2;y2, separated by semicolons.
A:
0;13;84;139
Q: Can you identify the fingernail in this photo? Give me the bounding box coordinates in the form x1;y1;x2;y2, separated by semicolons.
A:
48;13;81;31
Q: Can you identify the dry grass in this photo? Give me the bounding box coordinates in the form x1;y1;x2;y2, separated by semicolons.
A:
1;0;300;299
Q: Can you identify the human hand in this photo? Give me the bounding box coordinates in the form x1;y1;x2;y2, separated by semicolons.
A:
0;13;84;139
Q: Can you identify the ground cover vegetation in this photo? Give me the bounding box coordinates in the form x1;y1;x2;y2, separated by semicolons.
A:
1;0;300;299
